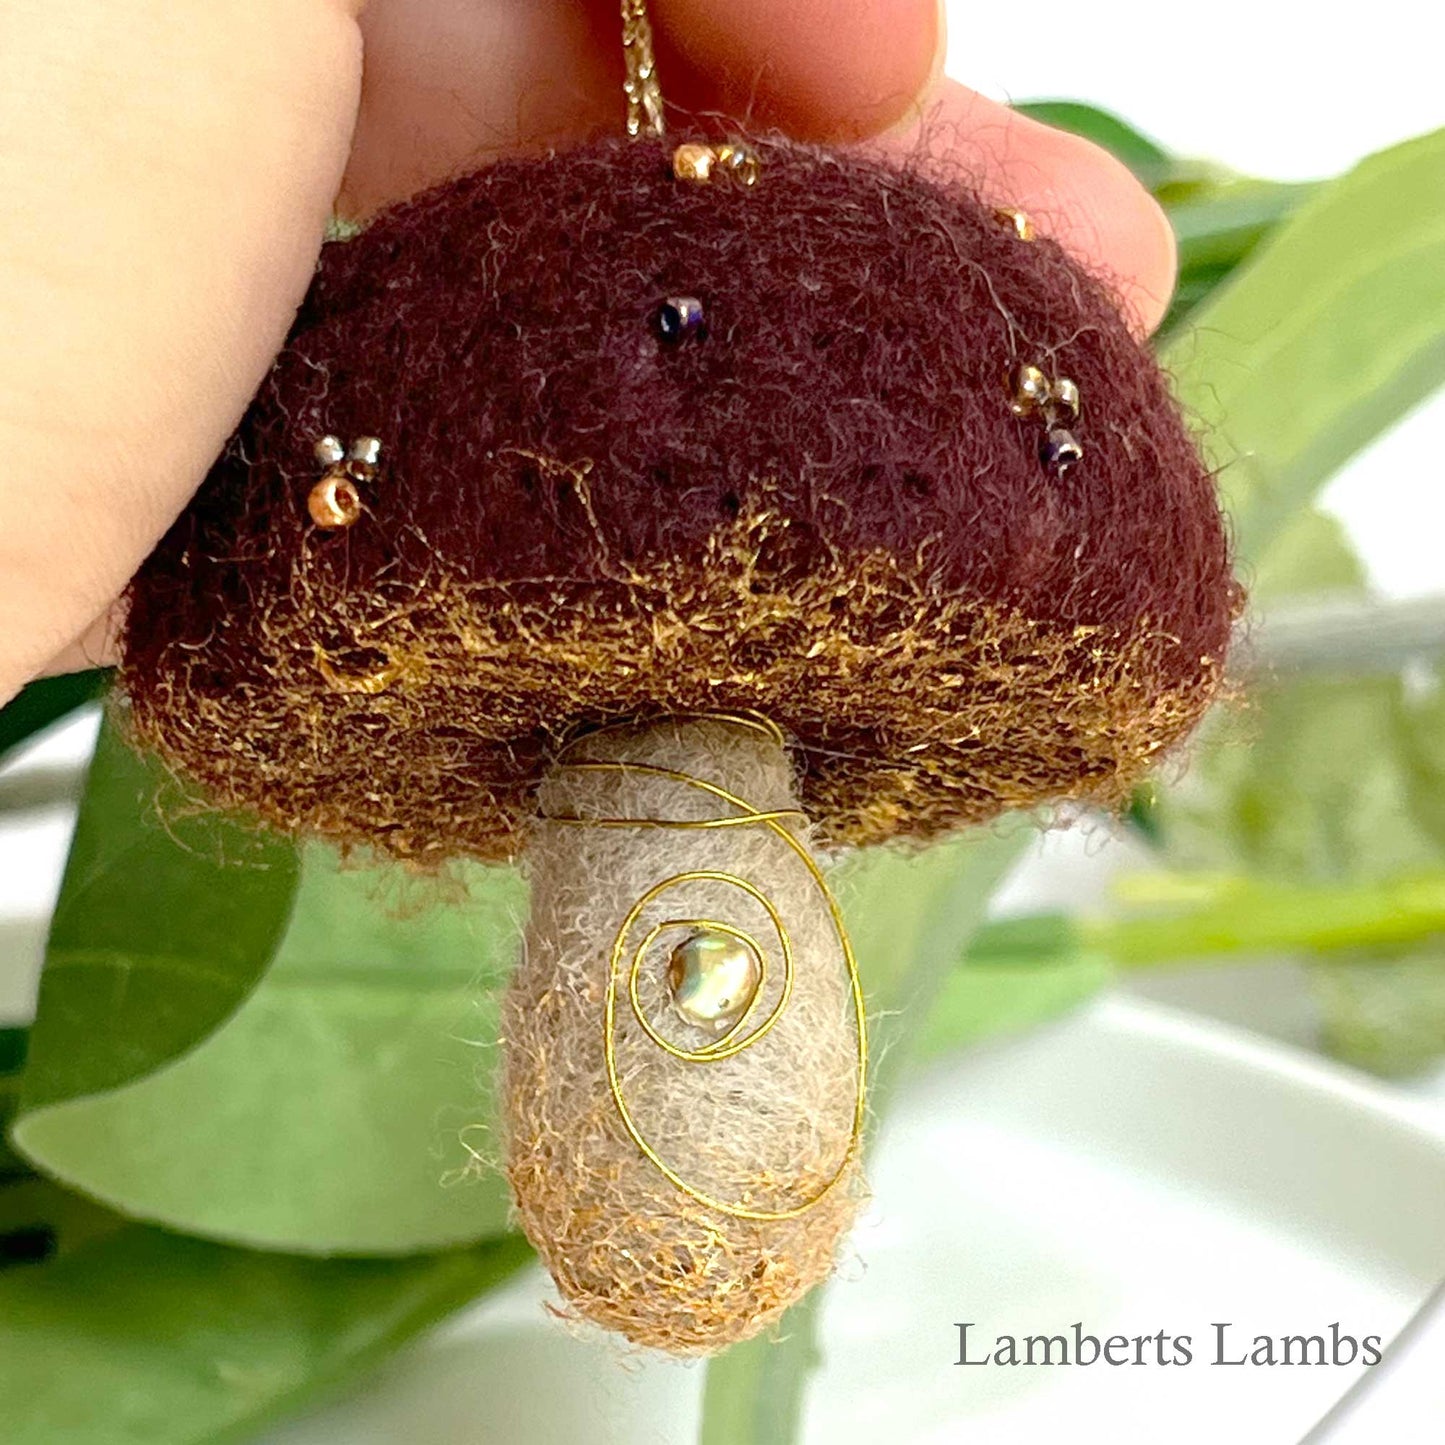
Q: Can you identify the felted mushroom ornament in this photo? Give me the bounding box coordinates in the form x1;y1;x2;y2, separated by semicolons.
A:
118;1;1238;1353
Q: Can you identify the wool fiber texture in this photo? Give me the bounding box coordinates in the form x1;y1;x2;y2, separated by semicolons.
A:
504;718;863;1351
120;132;1240;863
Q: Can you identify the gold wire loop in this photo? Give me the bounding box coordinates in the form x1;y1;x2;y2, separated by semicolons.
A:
313;644;415;695
623;884;793;1063
560;710;786;758
540;722;869;1222
621;0;665;138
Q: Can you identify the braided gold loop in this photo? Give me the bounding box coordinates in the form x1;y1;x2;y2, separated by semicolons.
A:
621;0;665;137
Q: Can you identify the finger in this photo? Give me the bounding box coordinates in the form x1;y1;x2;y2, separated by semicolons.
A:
338;0;622;216
339;0;942;215
0;1;365;706
340;6;1168;328
878;78;1178;334
656;0;944;140
33;607;122;681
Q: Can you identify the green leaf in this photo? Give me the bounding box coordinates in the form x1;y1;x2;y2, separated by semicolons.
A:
1;1028;31;1181
1168;179;1317;275
1313;949;1445;1077
959;869;1445;970
915;955;1112;1059
1309;675;1445;1074
1153;492;1431;880
1145;325;1445;1074
0;671;110;768
15;844;525;1254
1386;667;1445;851
0;1176;126;1269
699;1289;823;1445
1248;507;1367;605
1159;264;1234;338
1145;620;1445;1075
0;1025;24;1075
835;824;1037;1099
0;1223;530;1445
1160;179;1316;336
1013;103;1314;343
1107;872;1445;963
1013;101;1179;190
1166;128;1445;565
920;956;1112;1052
1163;675;1443;883
1146;494;1445;1075
14;717;525;1252
837;830;1024;1031
18;719;300;1115
843;820;1109;1086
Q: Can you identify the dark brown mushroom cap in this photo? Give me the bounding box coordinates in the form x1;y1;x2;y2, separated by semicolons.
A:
121;133;1238;863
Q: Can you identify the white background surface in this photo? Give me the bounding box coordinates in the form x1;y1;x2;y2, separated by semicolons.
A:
250;1000;1445;1445
944;1;1443;182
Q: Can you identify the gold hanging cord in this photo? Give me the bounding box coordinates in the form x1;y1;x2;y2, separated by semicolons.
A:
621;0;665;137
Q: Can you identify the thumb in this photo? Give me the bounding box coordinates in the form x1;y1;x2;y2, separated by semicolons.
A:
0;0;364;703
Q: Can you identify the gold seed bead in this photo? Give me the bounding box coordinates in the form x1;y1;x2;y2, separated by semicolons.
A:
993;206;1036;241
1009;363;1051;418
714;142;761;187
672;142;716;182
667;930;762;1034
1050;377;1080;422
348;435;382;466
346;435;382;481
313;434;346;467
307;471;362;529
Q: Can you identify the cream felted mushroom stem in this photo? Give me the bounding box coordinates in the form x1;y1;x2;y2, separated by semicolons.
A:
502;715;866;1351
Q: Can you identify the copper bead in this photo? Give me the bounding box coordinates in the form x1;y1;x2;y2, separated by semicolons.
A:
307;434;383;527
307;472;362;529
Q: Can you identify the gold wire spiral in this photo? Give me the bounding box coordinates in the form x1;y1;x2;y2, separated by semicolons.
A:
542;716;868;1222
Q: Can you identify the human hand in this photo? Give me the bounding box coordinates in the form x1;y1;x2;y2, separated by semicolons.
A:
0;0;1174;704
